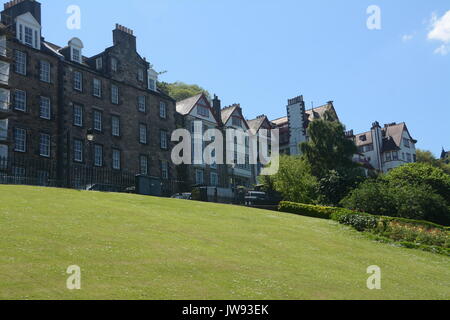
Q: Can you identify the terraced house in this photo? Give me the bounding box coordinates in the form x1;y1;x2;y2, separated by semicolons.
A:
0;0;177;189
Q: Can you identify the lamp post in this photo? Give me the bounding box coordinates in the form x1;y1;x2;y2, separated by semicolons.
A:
86;129;96;187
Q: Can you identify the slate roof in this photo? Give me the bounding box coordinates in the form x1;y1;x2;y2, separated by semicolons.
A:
247;116;272;132
354;123;416;153
176;93;203;115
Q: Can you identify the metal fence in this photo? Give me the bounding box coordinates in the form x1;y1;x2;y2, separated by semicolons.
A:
0;155;149;194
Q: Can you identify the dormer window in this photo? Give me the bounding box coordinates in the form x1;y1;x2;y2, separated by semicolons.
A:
147;67;158;92
71;48;81;63
96;58;103;70
197;106;209;117
68;38;83;64
138;69;144;82
111;58;118;72
232;116;242;127
16;13;41;50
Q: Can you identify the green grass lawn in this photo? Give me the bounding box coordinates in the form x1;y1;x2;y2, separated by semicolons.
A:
0;185;449;300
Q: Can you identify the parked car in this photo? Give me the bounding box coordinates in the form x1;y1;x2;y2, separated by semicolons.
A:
170;193;192;200
83;184;125;193
245;191;270;206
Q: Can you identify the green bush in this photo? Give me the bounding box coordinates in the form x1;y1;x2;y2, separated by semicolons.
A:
279;202;355;220
332;211;449;249
341;179;450;226
383;163;450;204
279;201;449;253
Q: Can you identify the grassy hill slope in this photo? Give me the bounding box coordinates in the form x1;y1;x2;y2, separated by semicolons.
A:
0;186;448;300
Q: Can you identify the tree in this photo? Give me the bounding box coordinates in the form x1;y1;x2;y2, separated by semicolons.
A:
300;119;358;178
340;179;397;217
157;81;210;102
341;163;450;226
317;167;366;206
383;163;450;205
269;156;319;204
416;149;450;175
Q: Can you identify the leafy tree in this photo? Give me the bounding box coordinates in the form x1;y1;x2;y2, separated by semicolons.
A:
383;163;450;205
269;156;319;204
300;119;358;178
340;179;397;217
416;149;450;175
157;81;210;102
317;167;366;206
341;163;450;225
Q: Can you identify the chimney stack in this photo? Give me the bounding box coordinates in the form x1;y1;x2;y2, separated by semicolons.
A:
212;94;222;125
2;0;41;25
113;23;136;51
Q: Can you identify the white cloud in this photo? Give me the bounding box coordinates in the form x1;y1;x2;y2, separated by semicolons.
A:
428;11;450;42
428;10;450;55
434;44;450;55
402;34;414;42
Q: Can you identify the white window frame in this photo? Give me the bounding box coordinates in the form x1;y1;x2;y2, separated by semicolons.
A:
159;101;167;119
71;47;81;63
74;71;83;91
111;85;119;104
94;144;103;167
161;161;169;180
39;96;51;120
111;58;118;72
74;139;83;162
39;133;51;157
24;26;33;47
93;110;102;132
112;149;121;170
40;61;50;83
14;90;26;111
15;50;27;75
139;124;147;144
14;128;26;152
138;69;144;82
140;155;148;175
73;104;83;127
138;96;146;112
160;130;168;149
93;79;102;97
112;116;120;137
96;57;103;70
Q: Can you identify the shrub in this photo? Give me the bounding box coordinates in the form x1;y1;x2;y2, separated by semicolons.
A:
383;163;450;205
341;179;450;226
333;211;449;249
279;202;356;220
271;156;319;204
340;180;397;217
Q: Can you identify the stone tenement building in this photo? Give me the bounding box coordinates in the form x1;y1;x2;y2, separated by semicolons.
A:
349;122;418;173
1;0;176;186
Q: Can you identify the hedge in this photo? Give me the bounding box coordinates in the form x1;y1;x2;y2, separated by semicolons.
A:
278;202;355;220
278;201;449;253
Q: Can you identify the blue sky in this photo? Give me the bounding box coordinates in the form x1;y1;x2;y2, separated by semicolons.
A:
40;0;449;156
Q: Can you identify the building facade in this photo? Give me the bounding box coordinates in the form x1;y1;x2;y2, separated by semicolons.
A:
176;93;228;188
1;0;177;188
270;96;338;156
350;122;418;173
